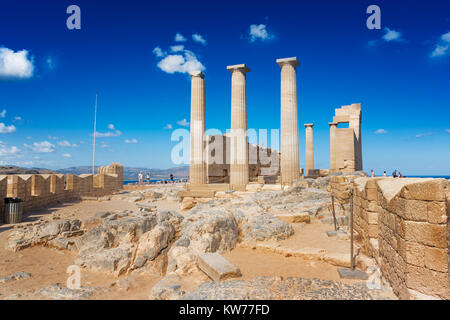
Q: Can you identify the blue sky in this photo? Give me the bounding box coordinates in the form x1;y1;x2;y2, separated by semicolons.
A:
0;0;449;175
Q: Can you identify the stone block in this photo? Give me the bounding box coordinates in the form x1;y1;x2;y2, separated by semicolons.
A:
406;264;449;299
367;211;378;225
403;221;447;248
366;188;378;201
424;246;448;273
427;201;447;224
401;180;446;201
396;198;428;222
198;253;241;282
403;241;425;267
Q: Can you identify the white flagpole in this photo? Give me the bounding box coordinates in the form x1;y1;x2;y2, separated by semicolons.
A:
92;93;98;175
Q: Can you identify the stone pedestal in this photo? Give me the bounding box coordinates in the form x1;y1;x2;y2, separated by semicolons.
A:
304;123;314;176
329;122;337;172
277;57;300;185
189;71;206;185
227;64;250;190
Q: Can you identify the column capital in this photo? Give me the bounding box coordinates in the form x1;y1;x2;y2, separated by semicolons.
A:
227;64;250;73
328;122;338;127
189;70;205;79
276;57;300;68
304;123;314;128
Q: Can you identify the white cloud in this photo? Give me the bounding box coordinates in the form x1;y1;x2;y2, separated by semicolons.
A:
62;153;71;158
0;123;16;133
374;129;388;134
0;109;6;118
125;138;138;144
249;24;274;42
94;125;122;138
175;33;187;42
382;28;402;42
170;45;185;52
164;124;173;130
24;141;55;153
157;50;205;74
57;140;78;147
415;132;432;138
441;31;450;43
431;45;449;57
47;135;59;140
445;129;450;133
430;31;450;57
46;57;55;70
153;46;166;58
177;118;190;127
192;34;206;45
0;47;34;78
14;116;22;121
0;144;20;156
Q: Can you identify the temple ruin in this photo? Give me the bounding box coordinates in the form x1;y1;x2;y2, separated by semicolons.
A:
187;57;363;191
329;103;363;173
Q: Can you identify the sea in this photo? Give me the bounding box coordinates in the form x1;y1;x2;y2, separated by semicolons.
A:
405;175;450;179
124;175;449;185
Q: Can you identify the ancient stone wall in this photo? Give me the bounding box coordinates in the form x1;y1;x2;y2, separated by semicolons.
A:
0;163;123;217
0;176;7;222
348;177;449;299
206;134;280;183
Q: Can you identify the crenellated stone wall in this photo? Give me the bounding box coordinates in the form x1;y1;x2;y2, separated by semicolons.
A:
334;177;450;299
0;163;123;218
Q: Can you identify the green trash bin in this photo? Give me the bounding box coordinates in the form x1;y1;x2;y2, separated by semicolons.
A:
4;197;23;224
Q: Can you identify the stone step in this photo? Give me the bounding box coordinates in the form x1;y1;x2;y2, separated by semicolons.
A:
198;253;242;282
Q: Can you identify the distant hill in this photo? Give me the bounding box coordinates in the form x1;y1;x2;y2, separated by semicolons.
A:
0;166;58;175
0;165;189;180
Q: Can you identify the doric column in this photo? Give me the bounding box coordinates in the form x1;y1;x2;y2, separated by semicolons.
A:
189;71;206;185
227;64;250;190
304;123;314;176
277;57;300;185
329;122;337;172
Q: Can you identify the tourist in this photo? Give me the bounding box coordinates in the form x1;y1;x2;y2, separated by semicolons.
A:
392;170;398;178
383;171;387;177
170;173;174;183
146;172;150;184
398;172;403;178
371;169;375;178
138;171;143;185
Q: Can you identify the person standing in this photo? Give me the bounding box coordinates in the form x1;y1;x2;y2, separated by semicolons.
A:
170;173;174;183
383;171;387;177
146;172;150;184
371;169;375;178
138;172;143;185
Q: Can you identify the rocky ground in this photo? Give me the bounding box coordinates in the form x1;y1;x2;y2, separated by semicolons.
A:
0;181;397;300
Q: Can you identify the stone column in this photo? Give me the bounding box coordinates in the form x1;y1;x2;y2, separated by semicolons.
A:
329;122;337;172
189;71;206;185
304;123;314;176
277;57;300;185
227;64;250;190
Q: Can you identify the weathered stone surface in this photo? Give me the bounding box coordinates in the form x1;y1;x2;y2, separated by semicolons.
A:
181;197;196;211
198;253;241;282
149;274;185;300
0;271;31;283
6;219;82;252
182;276;375;300
34;283;104;300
